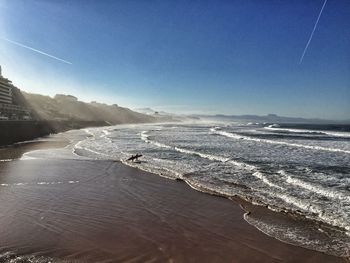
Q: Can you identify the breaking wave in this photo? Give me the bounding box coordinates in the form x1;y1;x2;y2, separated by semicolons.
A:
211;127;350;154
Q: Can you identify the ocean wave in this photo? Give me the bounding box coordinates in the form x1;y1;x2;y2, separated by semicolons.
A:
140;130;174;149
252;171;284;190
100;129;112;138
140;130;286;191
264;126;350;138
267;124;280;128
278;170;350;202
211;127;350;154
244;212;350;257
265;187;350;233
73;131;110;158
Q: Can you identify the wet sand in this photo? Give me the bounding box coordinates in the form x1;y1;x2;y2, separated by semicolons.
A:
0;153;345;262
0;136;69;161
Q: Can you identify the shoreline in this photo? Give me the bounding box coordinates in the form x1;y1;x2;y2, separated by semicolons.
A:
0;133;347;262
178;174;350;259
123;152;350;258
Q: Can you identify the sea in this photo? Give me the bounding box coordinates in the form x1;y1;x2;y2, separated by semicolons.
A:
22;121;350;258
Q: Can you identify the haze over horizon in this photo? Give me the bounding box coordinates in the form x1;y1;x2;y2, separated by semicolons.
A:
0;0;349;120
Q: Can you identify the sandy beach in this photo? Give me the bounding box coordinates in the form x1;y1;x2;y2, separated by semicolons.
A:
0;139;346;263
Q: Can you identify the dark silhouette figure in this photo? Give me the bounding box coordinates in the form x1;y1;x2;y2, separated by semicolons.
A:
127;153;143;162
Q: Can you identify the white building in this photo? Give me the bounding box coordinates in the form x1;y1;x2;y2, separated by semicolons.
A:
0;66;31;120
0;66;13;104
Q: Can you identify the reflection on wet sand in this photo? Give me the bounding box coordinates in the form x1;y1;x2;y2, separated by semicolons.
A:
0;158;343;262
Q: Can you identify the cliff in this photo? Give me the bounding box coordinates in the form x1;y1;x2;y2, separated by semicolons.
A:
0;90;156;146
20;92;155;124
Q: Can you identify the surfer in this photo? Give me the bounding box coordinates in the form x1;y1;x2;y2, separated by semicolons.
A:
127;153;143;162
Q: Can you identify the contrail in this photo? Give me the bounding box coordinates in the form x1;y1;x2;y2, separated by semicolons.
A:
1;37;72;65
299;0;327;65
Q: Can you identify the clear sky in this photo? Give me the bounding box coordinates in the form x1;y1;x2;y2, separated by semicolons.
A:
0;0;349;120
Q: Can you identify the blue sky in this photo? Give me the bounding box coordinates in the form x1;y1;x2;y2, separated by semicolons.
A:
0;0;349;119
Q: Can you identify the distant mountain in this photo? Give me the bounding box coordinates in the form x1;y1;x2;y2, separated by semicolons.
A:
194;113;350;124
134;107;201;122
15;91;155;124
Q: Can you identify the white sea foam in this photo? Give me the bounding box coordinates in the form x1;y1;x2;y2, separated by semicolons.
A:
83;128;95;136
267;124;280;128
73;131;110;158
140;130;172;149
100;130;109;138
140;130;150;141
174;146;230;163
278;170;350;202
253;171;284;190
263;186;350;233
102;129;111;136
244;213;350;257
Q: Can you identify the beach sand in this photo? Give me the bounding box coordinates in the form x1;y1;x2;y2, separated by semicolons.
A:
0;141;346;262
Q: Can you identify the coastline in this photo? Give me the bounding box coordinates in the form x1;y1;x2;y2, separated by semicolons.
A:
0;133;346;262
